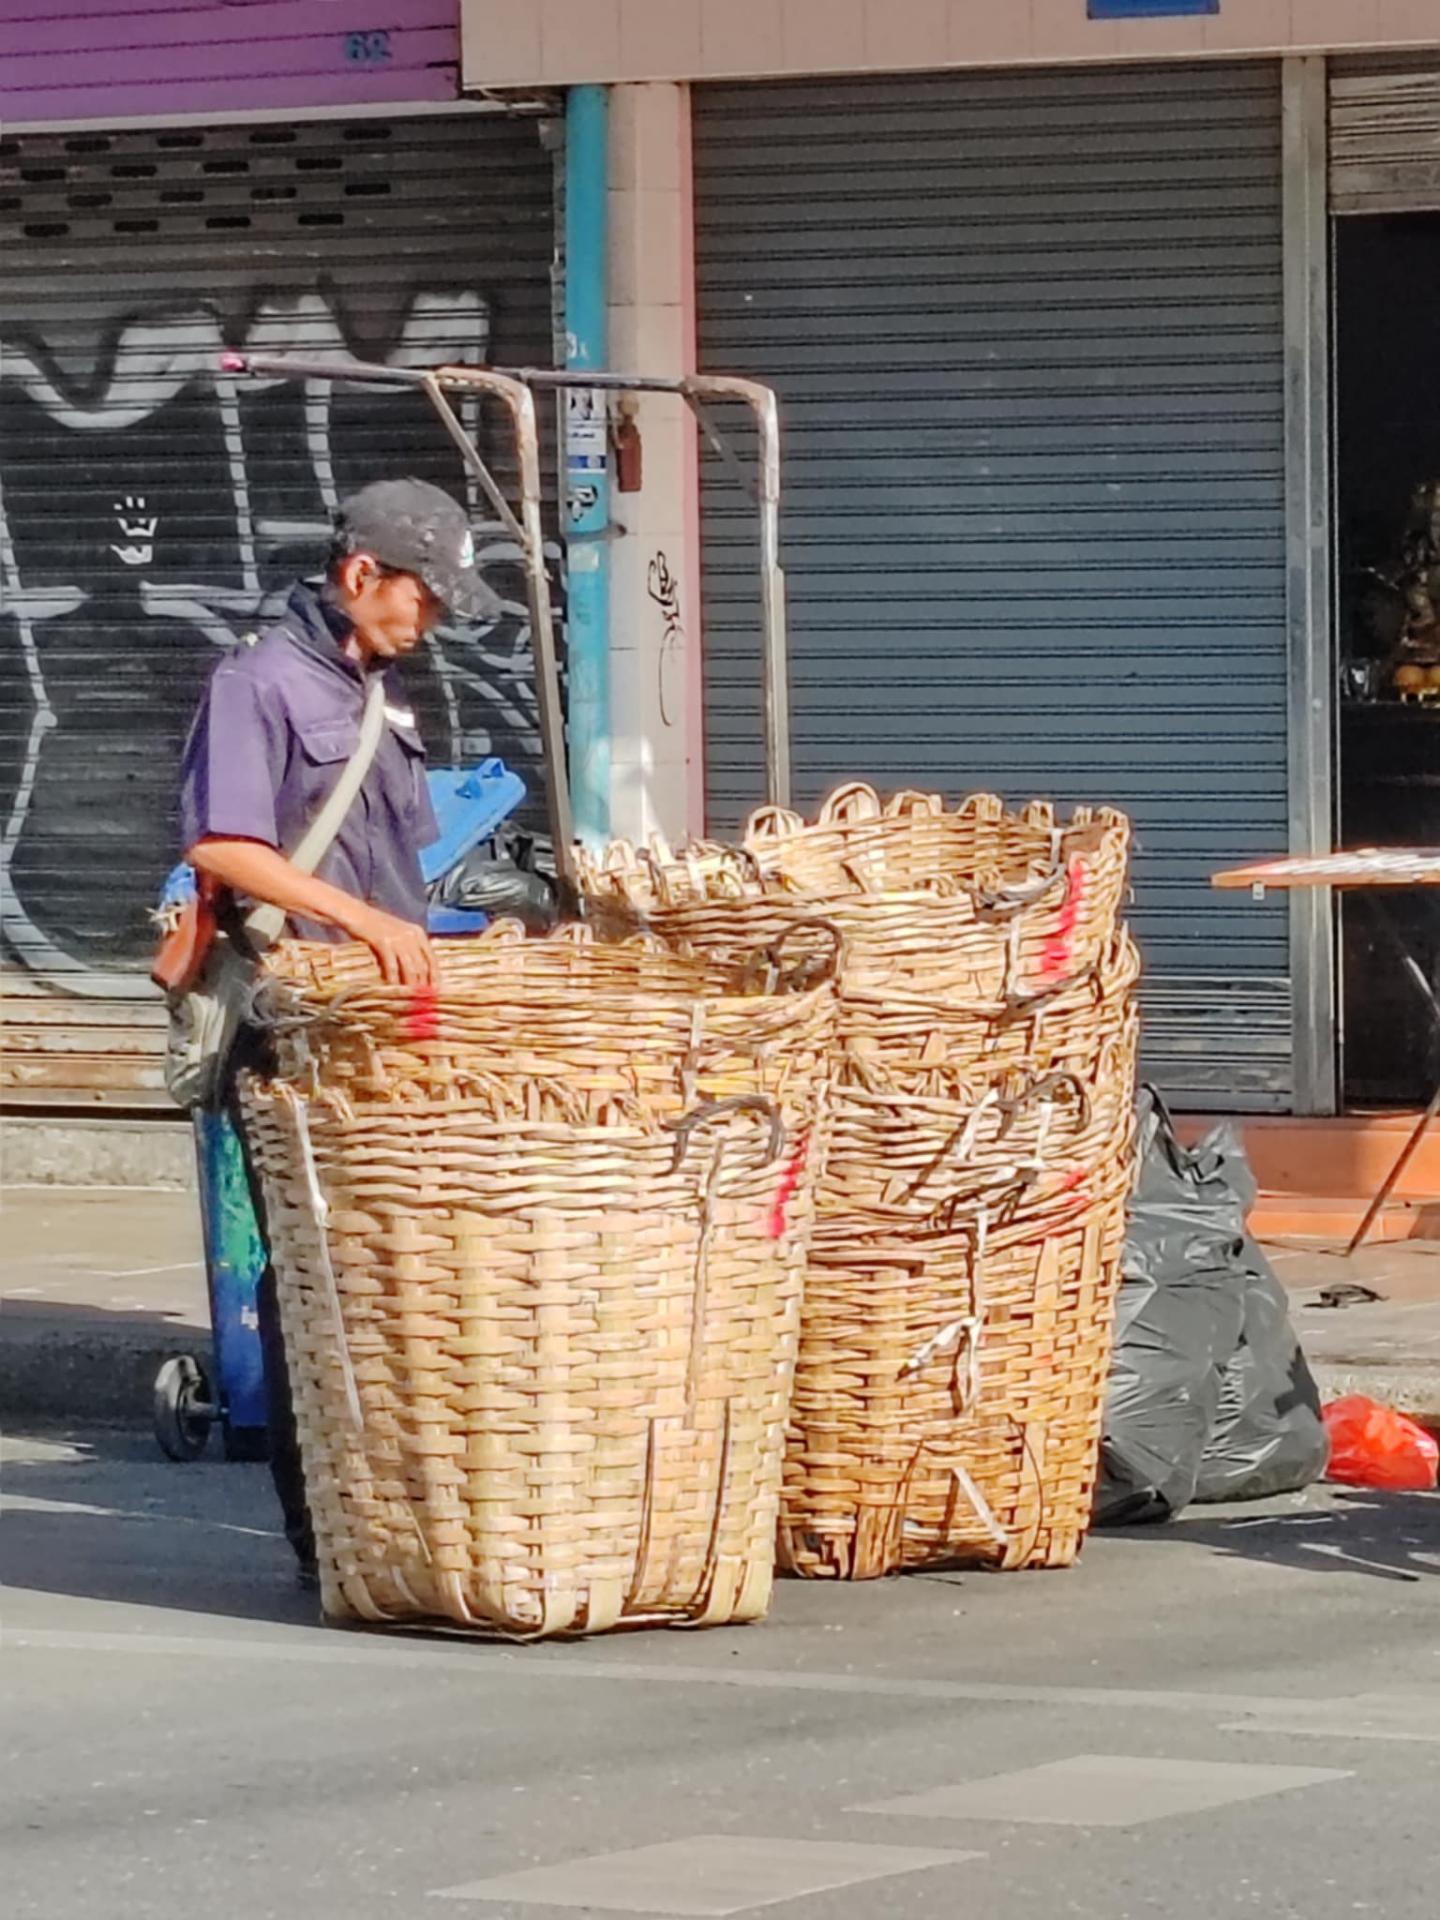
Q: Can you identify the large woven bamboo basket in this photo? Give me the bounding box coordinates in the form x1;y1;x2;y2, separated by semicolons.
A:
787;1157;1134;1578
240;923;834;1637
840;930;1140;1100
783;1004;1139;1578
577;787;1138;1578
582;788;1131;1014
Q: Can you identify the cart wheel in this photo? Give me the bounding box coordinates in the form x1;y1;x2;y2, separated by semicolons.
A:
153;1355;215;1462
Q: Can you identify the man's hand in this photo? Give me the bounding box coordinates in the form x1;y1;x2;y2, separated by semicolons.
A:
338;901;436;986
187;837;436;985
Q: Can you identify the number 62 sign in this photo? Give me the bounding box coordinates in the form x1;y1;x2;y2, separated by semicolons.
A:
342;29;393;65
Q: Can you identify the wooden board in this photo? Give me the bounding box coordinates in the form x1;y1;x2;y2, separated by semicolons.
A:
1213;849;1440;892
1;969;168;1106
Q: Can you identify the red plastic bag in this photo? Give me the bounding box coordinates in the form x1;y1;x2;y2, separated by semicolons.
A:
1322;1395;1439;1492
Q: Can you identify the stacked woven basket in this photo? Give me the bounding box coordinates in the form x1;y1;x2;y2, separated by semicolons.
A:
244;782;1138;1638
579;784;1140;1577
240;922;835;1636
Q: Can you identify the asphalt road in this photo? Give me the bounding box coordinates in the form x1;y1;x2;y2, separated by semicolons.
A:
5;1426;1440;1920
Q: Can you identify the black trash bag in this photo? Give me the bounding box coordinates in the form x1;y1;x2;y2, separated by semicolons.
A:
1193;1251;1329;1504
432;828;559;933
1094;1090;1248;1526
1095;1088;1328;1525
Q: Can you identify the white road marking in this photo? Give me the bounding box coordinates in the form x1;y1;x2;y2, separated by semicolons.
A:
1225;1690;1440;1745
1293;1541;1423;1581
1;1183;186;1194
3;1495;280;1538
6;1627;1439;1744
109;1261;205;1279
858;1755;1351;1828
0;1626;1298;1710
429;1836;978;1914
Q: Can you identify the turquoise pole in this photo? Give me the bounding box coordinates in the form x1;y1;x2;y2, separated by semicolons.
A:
564;85;611;847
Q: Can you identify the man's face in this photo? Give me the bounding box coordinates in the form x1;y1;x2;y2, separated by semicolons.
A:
337;554;446;661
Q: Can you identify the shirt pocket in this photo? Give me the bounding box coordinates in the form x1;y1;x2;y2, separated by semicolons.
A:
297;719;361;766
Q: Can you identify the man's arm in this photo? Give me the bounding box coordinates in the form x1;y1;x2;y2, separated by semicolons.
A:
189;837;435;986
179;658;435;988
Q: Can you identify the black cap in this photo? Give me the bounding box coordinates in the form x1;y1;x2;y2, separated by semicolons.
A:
333;477;499;622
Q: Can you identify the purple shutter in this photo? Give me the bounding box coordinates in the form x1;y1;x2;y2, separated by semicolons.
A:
0;2;460;125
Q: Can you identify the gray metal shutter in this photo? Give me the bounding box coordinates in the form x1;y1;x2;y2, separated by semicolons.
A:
0;111;556;1108
1331;56;1440;215
694;63;1290;1111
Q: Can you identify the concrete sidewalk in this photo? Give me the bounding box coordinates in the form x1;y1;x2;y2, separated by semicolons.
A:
1274;1239;1440;1416
2;1185;208;1425
5;1181;1440;1430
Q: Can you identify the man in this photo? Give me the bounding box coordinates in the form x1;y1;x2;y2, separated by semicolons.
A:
177;476;494;1575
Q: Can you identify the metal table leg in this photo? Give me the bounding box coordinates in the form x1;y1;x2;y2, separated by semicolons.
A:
1348;895;1440;1255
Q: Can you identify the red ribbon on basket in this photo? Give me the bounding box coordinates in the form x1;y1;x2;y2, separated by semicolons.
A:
1038;855;1086;984
766;1133;810;1240
403;984;440;1041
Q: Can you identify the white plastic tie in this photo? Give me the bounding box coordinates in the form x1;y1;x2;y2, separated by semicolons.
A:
900;1314;978;1381
950;1462;1009;1552
956;1087;1000;1163
289;1095;365;1435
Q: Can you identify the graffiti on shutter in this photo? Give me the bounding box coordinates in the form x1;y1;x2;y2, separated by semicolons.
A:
0;124;558;1011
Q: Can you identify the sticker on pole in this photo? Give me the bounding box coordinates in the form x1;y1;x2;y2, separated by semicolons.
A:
565;387;607;472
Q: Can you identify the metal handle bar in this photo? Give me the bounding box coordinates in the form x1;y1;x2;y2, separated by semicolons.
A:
220;351;791;818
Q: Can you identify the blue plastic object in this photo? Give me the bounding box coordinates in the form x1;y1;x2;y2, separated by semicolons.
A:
160;862;197;912
193;1108;268;1441
422;758;526;885
156;759;525;912
427;906;490;937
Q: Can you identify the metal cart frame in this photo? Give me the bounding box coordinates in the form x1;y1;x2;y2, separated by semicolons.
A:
222;352;793;883
151;352;791;1461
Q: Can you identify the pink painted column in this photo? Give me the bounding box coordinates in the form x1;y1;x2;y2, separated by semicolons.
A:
606;80;706;844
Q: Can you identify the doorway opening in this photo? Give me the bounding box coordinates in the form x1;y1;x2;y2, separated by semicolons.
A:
1334;214;1440;1109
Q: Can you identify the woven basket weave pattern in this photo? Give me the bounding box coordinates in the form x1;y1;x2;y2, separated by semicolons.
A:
577;786;1138;1578
585;791;1129;1009
244;926;833;1636
790;1165;1132;1576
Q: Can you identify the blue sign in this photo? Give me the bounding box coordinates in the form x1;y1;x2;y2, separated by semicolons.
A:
1088;0;1218;16
342;29;393;65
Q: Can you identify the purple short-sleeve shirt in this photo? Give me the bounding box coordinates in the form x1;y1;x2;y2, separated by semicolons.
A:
178;583;439;940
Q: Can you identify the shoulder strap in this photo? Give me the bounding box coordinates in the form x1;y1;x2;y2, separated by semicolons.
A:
244;676;388;949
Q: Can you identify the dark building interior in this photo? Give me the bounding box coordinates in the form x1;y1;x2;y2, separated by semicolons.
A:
1335;214;1440;1107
